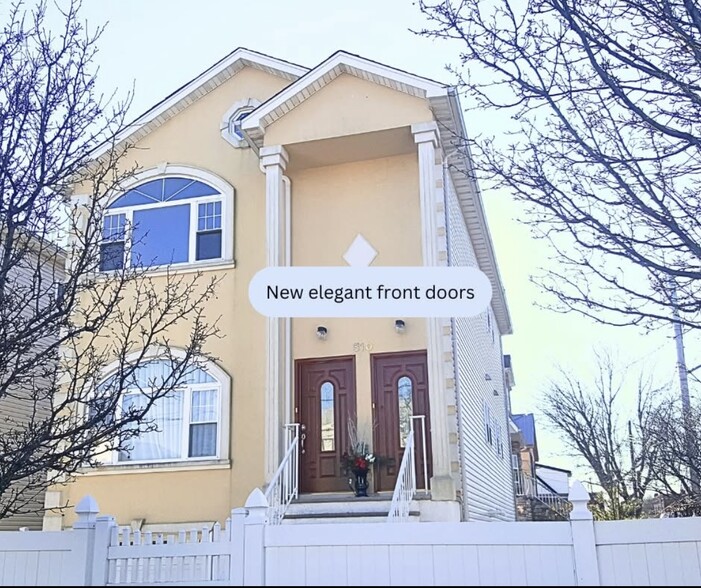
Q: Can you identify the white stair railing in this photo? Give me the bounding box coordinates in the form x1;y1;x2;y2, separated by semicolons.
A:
264;423;299;525
513;469;571;519
387;429;416;522
411;415;429;494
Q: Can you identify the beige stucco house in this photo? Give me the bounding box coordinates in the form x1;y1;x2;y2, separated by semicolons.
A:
45;48;515;529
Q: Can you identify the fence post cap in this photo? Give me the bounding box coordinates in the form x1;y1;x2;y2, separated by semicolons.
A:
569;480;593;520
245;488;269;508
73;495;100;528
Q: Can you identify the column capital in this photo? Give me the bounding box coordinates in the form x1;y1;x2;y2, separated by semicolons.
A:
411;121;440;146
260;145;289;170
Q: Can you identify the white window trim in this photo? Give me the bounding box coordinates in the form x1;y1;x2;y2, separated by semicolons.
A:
220;98;261;148
104;165;235;270
97;347;232;466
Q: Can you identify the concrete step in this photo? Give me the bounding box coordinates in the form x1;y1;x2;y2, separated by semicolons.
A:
286;498;393;517
282;511;420;525
281;492;422;524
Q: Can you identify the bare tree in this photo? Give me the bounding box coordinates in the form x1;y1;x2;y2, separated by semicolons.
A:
541;351;661;518
417;0;701;331
647;398;701;498
0;1;219;521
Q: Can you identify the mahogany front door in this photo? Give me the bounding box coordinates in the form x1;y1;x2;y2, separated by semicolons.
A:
372;350;432;492
296;356;356;493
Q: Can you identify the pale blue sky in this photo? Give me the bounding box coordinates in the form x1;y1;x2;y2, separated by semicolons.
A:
43;0;698;475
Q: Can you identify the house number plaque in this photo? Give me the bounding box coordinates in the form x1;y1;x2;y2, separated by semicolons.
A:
353;342;374;353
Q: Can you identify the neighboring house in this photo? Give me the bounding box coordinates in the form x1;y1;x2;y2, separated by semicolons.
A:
511;412;571;521
512;412;539;480
0;240;65;531
45;48;515;530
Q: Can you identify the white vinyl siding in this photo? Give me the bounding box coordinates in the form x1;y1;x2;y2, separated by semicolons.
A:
446;174;515;522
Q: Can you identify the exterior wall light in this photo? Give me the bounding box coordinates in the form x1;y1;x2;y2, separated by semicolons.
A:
316;326;328;340
394;319;406;334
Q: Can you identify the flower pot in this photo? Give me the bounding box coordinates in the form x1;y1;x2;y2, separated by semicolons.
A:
353;468;369;497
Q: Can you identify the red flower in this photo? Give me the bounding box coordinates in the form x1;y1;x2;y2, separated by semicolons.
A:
354;456;367;470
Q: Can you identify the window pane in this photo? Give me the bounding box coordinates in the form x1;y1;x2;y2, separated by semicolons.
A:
189;423;217;457
191;389;218;423
109;178;220;208
119;391;184;461
320;381;334;452
102;214;126;241
100;241;124;271
232;109;252;139
320;382;336;451
131;204;190;267
398;376;413;448
198;201;222;231
196;230;222;261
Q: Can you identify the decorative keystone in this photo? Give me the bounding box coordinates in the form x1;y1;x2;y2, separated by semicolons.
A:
568;480;593;521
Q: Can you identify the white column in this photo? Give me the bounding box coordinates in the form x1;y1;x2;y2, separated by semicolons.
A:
260;146;289;482
412;122;456;501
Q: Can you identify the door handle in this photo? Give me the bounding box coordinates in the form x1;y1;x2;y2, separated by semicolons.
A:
300;428;307;454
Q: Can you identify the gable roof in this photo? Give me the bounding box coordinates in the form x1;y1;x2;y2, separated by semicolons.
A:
91;48;308;159
241;50;449;145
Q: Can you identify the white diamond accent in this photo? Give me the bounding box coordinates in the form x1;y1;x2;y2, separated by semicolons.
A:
343;234;378;267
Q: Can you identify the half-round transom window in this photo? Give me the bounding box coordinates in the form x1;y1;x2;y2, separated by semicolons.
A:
100;176;229;271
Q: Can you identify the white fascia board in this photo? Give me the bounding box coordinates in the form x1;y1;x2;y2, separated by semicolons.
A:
242;51;449;135
90;48;308;160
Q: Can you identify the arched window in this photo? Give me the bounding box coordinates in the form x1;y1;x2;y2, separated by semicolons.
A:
100;356;230;463
100;169;233;271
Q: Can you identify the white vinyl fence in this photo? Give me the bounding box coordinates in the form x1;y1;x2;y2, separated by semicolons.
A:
1;482;701;586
